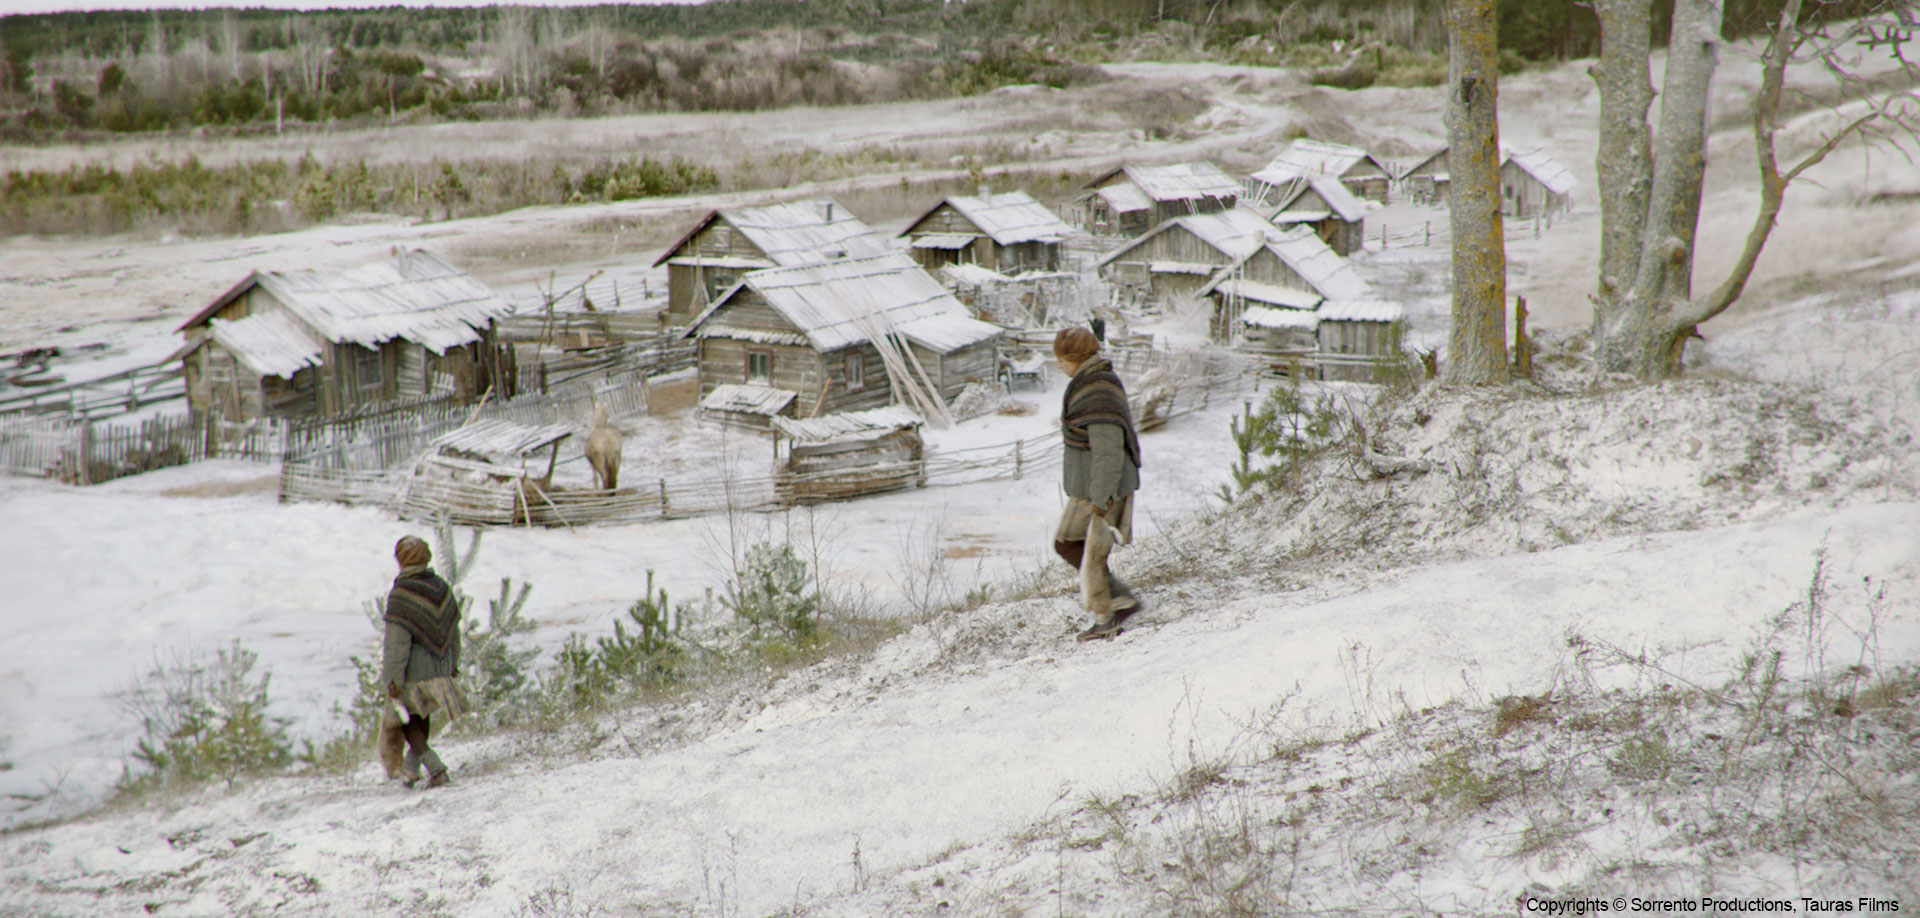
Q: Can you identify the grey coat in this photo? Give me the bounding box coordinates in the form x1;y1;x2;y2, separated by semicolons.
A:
1062;422;1139;510
378;569;461;688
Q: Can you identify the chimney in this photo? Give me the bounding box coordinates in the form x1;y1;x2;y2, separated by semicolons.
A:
825;202;835;222
978;184;991;201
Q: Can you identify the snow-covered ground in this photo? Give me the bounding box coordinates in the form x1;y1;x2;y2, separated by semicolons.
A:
6;50;1920;917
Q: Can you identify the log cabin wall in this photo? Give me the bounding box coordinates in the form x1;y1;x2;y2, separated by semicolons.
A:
664;220;768;325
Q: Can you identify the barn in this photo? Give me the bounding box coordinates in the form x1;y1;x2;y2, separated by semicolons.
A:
651;199;890;327
900;190;1075;274
1077;162;1241;236
173;249;514;427
1246;139;1399;204
1264;175;1369;257
682;252;1002;432
1094;207;1287;306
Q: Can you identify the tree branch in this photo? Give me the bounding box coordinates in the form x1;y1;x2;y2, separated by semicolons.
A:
1687;0;1918;329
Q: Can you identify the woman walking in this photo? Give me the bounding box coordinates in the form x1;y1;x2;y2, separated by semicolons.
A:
1052;327;1142;641
377;535;469;788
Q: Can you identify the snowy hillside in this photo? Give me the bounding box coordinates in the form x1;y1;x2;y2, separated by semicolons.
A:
5;50;1920;917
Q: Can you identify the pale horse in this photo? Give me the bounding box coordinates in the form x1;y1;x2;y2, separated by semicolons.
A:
584;402;623;491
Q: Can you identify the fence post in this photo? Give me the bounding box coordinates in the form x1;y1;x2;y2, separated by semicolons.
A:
1424;221;1431;246
1014;440;1023;480
77;420;94;485
1380;222;1387;249
660;478;669;518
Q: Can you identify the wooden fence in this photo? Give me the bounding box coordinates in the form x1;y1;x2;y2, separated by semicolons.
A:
0;362;186;417
277;352;1256;527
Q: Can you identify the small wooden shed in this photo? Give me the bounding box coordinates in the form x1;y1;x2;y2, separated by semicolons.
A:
901;190;1075;274
772;405;926;505
681;252;1003;429
651;199;890;327
403;418;573;526
174;249;514;427
1314;299;1407;382
1077;162;1241;237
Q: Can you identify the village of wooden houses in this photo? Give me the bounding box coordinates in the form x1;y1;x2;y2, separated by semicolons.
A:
0;136;1575;528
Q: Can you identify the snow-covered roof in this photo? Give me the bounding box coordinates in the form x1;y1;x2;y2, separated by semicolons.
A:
941;263;1014;287
1252;139;1369;187
1088;162;1241;205
1241;305;1321;329
1275;176;1368;224
1263;226;1372;301
1213;279;1324;310
207;310;323;378
910;191;1074;246
1149;261;1219;275
1194;224;1372;303
1405;145;1576;196
1093;183;1153;214
431;418;573;460
182;250;510;356
1270;210;1331;224
699;384;797;416
1505;147;1577;196
663;255;775;271
1317;299;1406;323
687;252;1002;355
772;405;923;444
1098;207;1284;270
909;234;978;250
652;199;891;269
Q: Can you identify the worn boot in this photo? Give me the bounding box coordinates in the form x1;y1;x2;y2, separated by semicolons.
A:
1076;616;1122;642
422;750;451;789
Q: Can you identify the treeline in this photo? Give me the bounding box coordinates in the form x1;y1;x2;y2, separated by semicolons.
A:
0;152;717;237
0;0;1890;140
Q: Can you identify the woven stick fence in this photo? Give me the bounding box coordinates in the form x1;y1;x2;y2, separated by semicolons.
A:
278;356;1257;527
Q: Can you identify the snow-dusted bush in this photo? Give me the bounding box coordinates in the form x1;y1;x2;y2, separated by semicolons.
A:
726;541;821;642
117;639;292;793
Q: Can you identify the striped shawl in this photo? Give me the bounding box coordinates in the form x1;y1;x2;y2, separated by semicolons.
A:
1061;357;1142;469
385;567;461;658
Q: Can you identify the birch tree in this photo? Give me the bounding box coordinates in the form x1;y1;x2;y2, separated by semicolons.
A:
1590;0;1919;379
1444;0;1509;385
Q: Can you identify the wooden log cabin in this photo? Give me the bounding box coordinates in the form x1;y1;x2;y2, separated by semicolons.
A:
682;252;1003;432
1264;175;1369;257
1246;139;1399;205
650;199;890;327
1077;162;1241;237
173;249;513;426
1095;207;1291;306
899;189;1075;274
1399;145;1575;217
1194;223;1374;343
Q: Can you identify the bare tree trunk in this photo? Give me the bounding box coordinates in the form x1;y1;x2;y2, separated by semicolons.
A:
1593;0;1724;378
1588;0;1653;305
1443;0;1508;385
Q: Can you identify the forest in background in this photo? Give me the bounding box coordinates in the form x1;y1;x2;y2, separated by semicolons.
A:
0;0;1888;238
0;0;1878;137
